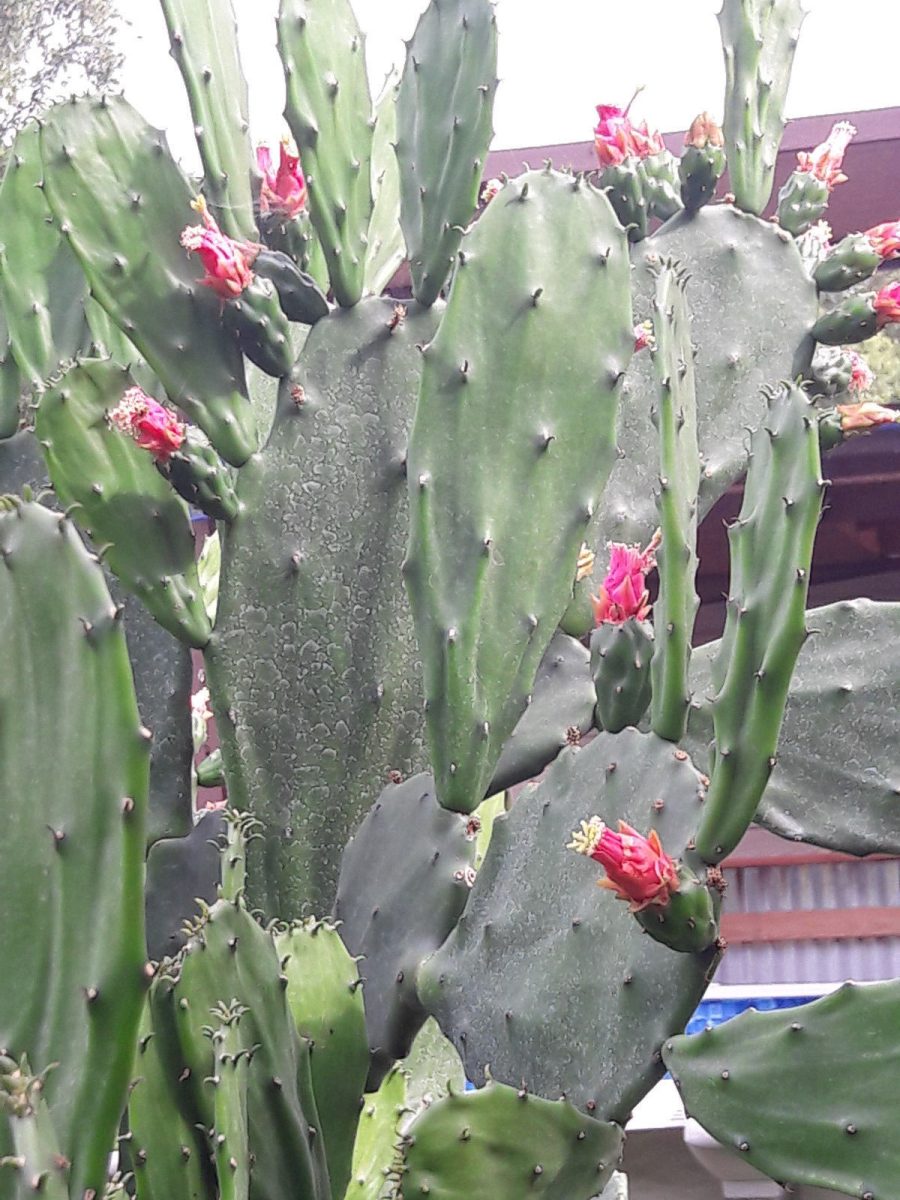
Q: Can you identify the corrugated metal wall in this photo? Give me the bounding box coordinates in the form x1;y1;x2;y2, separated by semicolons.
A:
717;857;900;984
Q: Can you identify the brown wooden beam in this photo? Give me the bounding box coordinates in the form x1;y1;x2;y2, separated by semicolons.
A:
721;906;900;944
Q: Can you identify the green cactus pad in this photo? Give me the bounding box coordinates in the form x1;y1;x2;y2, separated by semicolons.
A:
590;618;654;734
776;169;829;238
718;0;805;215
598;161;649;242
221;275;294;378
278;0;373;308
679;142;726;212
206;298;440;918
419;729;716;1121
685;598;900;856
206;1003;253;1200
38;96;255;465
0;125;89;390
158;0;256;241
144;809;227;962
405;167;632;813
0;428;47;495
648;264;699;743
638;151;682;223
161;427;239;524
694;383;824;864
814;232;881;292
363;71;406;298
345;1067;407;1200
404;1018;467;1113
36;358;211;647
149;899;330;1200
334;774;476;1090
399;1080;624;1200
274;921;369;1200
488;631;596;794
395;0;498;307
0;500;149;1200
664;981;900;1198
128;1003;217;1200
597;203;816;547
0;334;22;439
812;294;878;346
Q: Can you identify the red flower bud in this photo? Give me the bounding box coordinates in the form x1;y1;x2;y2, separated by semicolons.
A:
257;140;307;220
836;400;898;433
684;112;724;150
180;196;255;300
108;388;185;462
569;818;680;911
591;532;660;625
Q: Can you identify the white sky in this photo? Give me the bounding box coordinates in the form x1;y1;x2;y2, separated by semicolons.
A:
117;0;900;172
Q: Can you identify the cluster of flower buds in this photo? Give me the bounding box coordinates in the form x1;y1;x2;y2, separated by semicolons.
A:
257;140;308;219
107;387;185;462
591;533;660;625
180;196;257;300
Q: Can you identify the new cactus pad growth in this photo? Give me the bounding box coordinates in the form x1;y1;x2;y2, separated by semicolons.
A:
2;1;900;1199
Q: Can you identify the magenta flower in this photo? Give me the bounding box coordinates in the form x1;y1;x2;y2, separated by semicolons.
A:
108;388;185;462
180;196;255;300
591;533;659;625
569;818;680;911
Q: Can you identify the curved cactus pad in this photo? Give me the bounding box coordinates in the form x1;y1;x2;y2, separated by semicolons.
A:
274;921;369;1200
334;774;476;1089
399;1080;623;1200
0;500;149;1200
38;96;254;465
596;203;816;548
36;358;211;647
144;807;226;962
405;167;632;813
419;729;716;1121
396;0;498;306
685;598;900;856
488;631;596;794
206;298;440;917
664;981;900;1198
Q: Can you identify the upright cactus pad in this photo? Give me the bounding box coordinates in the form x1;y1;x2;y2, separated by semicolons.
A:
695;383;824;864
334;774;475;1088
0;500;149;1200
718;0;805;215
37;96;255;465
420;729;715;1121
278;0;373;308
405;167;632;813
363;71;406;298
664;982;900;1198
206;298;440;917
396;0;498;307
648;264;699;744
159;0;257;241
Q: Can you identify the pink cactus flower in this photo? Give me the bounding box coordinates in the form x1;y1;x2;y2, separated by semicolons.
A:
836;400;898;433
795;121;857;191
569;817;680;911
591;532;660;625
108;387;185;462
594;103;664;169
874;281;900;329
257;140;307;219
846;350;874;395
180;196;255;300
633;320;655;353
863;220;900;261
